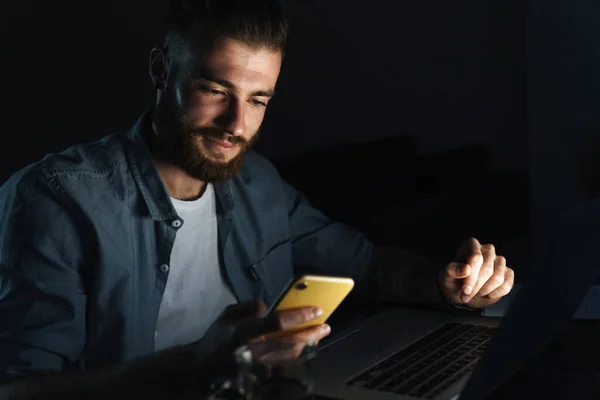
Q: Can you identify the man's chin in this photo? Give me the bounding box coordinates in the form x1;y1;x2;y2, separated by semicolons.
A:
199;149;241;165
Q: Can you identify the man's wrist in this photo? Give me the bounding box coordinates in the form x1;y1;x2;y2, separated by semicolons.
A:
436;274;483;315
442;296;483;315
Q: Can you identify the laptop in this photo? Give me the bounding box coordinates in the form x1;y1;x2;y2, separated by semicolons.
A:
310;198;600;400
310;307;497;399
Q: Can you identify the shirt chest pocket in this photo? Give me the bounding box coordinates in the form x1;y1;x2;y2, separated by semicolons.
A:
246;238;294;306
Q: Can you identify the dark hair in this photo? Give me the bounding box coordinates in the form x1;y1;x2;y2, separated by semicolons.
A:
166;0;288;55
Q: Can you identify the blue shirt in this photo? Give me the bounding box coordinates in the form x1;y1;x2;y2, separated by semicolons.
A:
0;113;373;382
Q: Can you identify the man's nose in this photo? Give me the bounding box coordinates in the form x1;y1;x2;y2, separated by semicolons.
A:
218;99;246;136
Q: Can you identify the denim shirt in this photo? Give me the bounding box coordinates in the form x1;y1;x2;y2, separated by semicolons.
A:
0;113;374;382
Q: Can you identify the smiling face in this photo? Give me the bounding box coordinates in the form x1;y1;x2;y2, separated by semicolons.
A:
150;34;282;182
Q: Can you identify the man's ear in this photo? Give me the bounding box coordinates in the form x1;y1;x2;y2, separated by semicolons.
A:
149;46;169;90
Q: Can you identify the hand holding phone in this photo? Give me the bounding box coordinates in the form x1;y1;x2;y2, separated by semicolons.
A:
264;275;355;340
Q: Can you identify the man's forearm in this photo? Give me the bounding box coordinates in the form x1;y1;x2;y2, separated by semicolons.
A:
367;246;445;307
0;342;226;400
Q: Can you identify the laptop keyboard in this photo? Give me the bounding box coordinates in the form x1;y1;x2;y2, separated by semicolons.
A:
346;322;496;399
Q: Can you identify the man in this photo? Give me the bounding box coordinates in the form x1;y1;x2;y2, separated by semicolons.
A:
0;0;514;398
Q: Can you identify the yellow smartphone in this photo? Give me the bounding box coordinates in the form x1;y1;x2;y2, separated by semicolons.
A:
266;275;355;335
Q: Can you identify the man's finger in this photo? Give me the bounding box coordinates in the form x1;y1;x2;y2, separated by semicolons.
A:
454;237;482;263
275;307;323;330
250;325;330;359
478;256;507;297
240;306;322;340
463;244;496;302
256;301;268;318
256;341;306;363
459;243;484;301
445;262;471;279
268;306;320;333
487;268;515;299
288;324;331;344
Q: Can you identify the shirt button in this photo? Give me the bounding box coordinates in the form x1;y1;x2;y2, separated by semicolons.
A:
171;219;182;228
159;264;170;273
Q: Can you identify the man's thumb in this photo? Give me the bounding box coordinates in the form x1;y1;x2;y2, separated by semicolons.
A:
447;262;471;279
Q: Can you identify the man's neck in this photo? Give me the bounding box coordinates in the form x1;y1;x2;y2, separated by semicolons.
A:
154;160;208;201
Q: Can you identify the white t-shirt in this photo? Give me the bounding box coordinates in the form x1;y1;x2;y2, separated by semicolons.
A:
154;183;238;352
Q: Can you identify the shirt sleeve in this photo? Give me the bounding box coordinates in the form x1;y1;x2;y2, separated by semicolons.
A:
282;178;374;285
0;172;88;383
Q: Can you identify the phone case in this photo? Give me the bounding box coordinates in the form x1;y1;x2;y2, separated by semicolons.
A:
269;275;355;333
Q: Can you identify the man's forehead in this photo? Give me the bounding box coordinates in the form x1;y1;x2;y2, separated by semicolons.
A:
182;37;282;86
187;36;281;62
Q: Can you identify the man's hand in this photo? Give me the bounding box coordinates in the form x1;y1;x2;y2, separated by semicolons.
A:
439;237;515;309
0;302;331;400
198;301;331;366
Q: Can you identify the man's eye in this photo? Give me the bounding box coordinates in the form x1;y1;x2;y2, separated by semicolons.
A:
199;86;226;97
250;99;267;108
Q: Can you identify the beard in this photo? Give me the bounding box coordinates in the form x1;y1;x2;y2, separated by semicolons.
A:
151;94;258;182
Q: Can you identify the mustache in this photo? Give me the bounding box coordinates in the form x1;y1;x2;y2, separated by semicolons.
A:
190;128;247;145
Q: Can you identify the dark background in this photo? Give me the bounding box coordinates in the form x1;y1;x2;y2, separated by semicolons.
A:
1;0;598;280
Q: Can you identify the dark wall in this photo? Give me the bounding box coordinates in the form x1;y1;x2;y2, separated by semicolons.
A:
528;0;600;250
0;1;167;182
258;0;527;173
1;0;526;183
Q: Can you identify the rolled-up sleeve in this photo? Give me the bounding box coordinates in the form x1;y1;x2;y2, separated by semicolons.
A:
0;172;88;383
282;179;374;284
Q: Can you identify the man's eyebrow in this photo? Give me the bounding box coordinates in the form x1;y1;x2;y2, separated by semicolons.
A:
251;89;276;98
191;69;276;98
